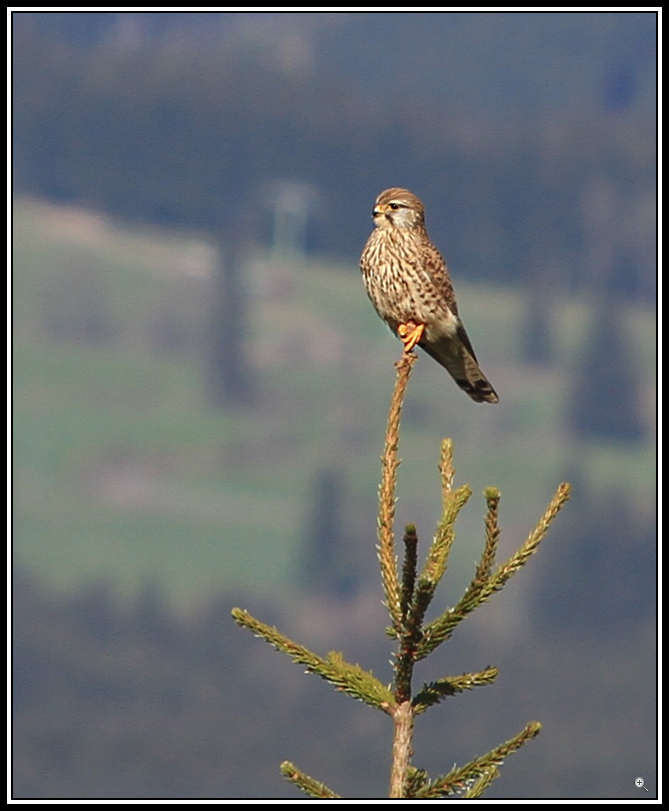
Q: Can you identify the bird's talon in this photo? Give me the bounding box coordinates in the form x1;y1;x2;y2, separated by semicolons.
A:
398;322;425;354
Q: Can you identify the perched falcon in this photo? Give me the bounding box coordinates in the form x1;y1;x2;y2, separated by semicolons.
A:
360;187;499;403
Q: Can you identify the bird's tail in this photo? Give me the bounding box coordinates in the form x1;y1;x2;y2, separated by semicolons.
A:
421;329;499;404
454;351;499;403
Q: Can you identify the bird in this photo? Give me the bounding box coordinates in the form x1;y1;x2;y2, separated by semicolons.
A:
360;187;499;403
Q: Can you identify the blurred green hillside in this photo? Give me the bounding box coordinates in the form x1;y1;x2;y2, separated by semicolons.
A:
12;196;655;610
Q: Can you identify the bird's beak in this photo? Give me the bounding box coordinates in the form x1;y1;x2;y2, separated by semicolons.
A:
373;204;388;219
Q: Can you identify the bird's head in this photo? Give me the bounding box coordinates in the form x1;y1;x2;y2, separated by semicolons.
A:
372;188;425;230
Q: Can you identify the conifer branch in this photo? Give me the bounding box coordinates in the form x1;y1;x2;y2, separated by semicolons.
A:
419;483;472;589
417;482;571;659
480;486;502;578
463;766;501;798
412;489;501;661
412;667;499;715
491;482;571;587
394;527;426;704
377;352;417;633
402;479;471;651
280;761;341;798
405;766;429;797
438;438;456;509
400;523;418;621
231;609;395;712
324;651;395;710
394;525;421;704
233;350;569;798
414;721;542;798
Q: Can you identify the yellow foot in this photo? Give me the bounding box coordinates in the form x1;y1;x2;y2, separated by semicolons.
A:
397;322;425;353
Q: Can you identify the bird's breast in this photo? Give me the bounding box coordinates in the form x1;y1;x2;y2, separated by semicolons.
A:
361;230;450;330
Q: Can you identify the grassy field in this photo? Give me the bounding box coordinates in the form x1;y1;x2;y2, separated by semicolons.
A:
12;196;656;610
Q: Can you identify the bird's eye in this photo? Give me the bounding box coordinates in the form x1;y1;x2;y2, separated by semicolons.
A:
389;203;400;210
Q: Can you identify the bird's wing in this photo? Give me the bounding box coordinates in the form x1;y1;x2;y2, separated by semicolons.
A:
419;236;481;363
420;238;458;315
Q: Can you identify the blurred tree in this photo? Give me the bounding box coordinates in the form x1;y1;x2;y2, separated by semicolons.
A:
567;294;645;442
206;238;255;408
301;466;357;598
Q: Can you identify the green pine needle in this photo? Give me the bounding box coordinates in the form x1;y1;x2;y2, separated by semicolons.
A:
412;667;499;714
415;721;542;798
463;766;501;798
417;482;571;659
280;761;341;798
231;609;395;712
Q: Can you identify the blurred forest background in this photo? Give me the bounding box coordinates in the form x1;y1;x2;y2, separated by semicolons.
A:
12;11;656;800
